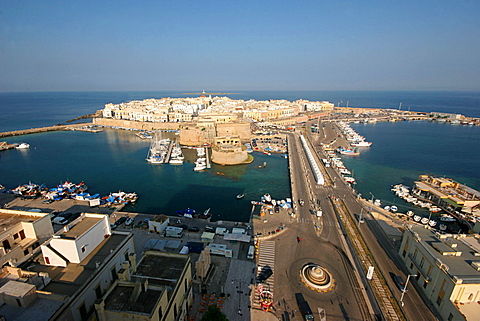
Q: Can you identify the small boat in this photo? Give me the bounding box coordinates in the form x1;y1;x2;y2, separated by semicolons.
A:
384;205;391;211
374;199;381;207
193;164;206;171
236;193;245;199
413;215;422;222
439;224;447;231
439;214;456;222
428;220;437;227
407;210;414;217
390;205;398;212
16;143;30;149
420;217;429;225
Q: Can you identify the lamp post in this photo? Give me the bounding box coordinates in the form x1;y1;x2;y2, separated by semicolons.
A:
400;274;417;306
232;279;249;316
358;208;364;227
369;192;375;204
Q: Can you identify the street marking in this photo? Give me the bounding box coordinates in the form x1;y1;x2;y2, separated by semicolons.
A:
317;307;326;321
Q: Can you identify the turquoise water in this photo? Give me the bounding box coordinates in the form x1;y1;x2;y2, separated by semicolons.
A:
0;129;289;222
1;90;480;221
343;121;480;215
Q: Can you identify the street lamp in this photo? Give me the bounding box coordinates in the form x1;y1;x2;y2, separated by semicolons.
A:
358;208;364;227
369;192;375;204
400;274;417;306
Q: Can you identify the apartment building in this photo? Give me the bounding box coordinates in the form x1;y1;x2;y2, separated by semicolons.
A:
0;212;136;321
0;209;54;268
95;251;192;321
399;226;480;320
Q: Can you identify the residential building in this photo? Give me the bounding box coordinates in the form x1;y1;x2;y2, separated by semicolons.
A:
399;226;480;320
0;212;136;321
0;209;54;268
95;251;193;321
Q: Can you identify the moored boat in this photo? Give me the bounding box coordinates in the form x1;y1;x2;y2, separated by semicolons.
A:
15;143;30;149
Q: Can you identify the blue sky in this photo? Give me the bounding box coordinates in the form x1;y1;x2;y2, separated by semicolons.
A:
1;0;479;92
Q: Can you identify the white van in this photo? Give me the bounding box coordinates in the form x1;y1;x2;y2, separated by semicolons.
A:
247;245;255;259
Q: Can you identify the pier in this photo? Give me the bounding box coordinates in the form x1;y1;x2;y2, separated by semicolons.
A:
164;140;174;163
0;123;94;139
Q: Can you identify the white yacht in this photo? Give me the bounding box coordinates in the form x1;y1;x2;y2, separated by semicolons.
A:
16;143;30;149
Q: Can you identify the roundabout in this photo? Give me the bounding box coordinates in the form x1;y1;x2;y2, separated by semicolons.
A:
300;262;335;292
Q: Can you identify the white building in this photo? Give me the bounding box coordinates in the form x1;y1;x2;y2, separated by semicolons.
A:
0;212;136;321
399;226;480;321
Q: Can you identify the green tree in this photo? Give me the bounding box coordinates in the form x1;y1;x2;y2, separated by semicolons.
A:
200;306;228;321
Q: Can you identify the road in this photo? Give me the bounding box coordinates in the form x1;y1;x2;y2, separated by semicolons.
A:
272;131;372;321
306;120;438;320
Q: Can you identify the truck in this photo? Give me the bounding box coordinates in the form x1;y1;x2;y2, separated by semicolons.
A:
247;245;255;259
185;242;204;253
295;293;314;320
165;226;184;238
208;243;233;257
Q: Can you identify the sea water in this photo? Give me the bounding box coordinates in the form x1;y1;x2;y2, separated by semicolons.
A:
1;91;479;221
343;121;480;215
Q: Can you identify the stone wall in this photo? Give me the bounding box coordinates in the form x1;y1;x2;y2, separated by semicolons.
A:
93;118;181;131
211;149;249;165
216;122;251;141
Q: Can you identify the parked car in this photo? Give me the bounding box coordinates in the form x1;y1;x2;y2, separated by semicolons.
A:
179;224;189;230
125;217;134;226
52;217;68;225
188;226;200;232
394;275;407;292
205;225;215;232
115;217;127;226
299;199;305;206
256;265;273;283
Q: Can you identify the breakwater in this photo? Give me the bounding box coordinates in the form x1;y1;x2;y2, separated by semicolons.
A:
0;123;93;138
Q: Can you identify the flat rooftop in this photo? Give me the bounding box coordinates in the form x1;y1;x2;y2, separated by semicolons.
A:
411;226;480;282
60;216;103;239
104;284;164;315
133;253;188;287
26;233;130;296
0;211;44;229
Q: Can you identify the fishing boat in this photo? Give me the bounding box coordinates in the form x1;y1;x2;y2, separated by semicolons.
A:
351;140;372;147
338;147;360;156
439;214;456;222
15;143;30;149
146;133;170;164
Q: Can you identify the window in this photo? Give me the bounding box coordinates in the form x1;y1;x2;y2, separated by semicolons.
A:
13;233;18;240
23;249;29;255
81;246;86;253
95;285;102;300
437;280;446;306
423;280;428;289
420;257;425;268
111;267;118;282
413;249;418;260
426;265;432;277
448;313;454;321
124;251;129;262
45;257;50;264
19;230;26;240
79;302;87;319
